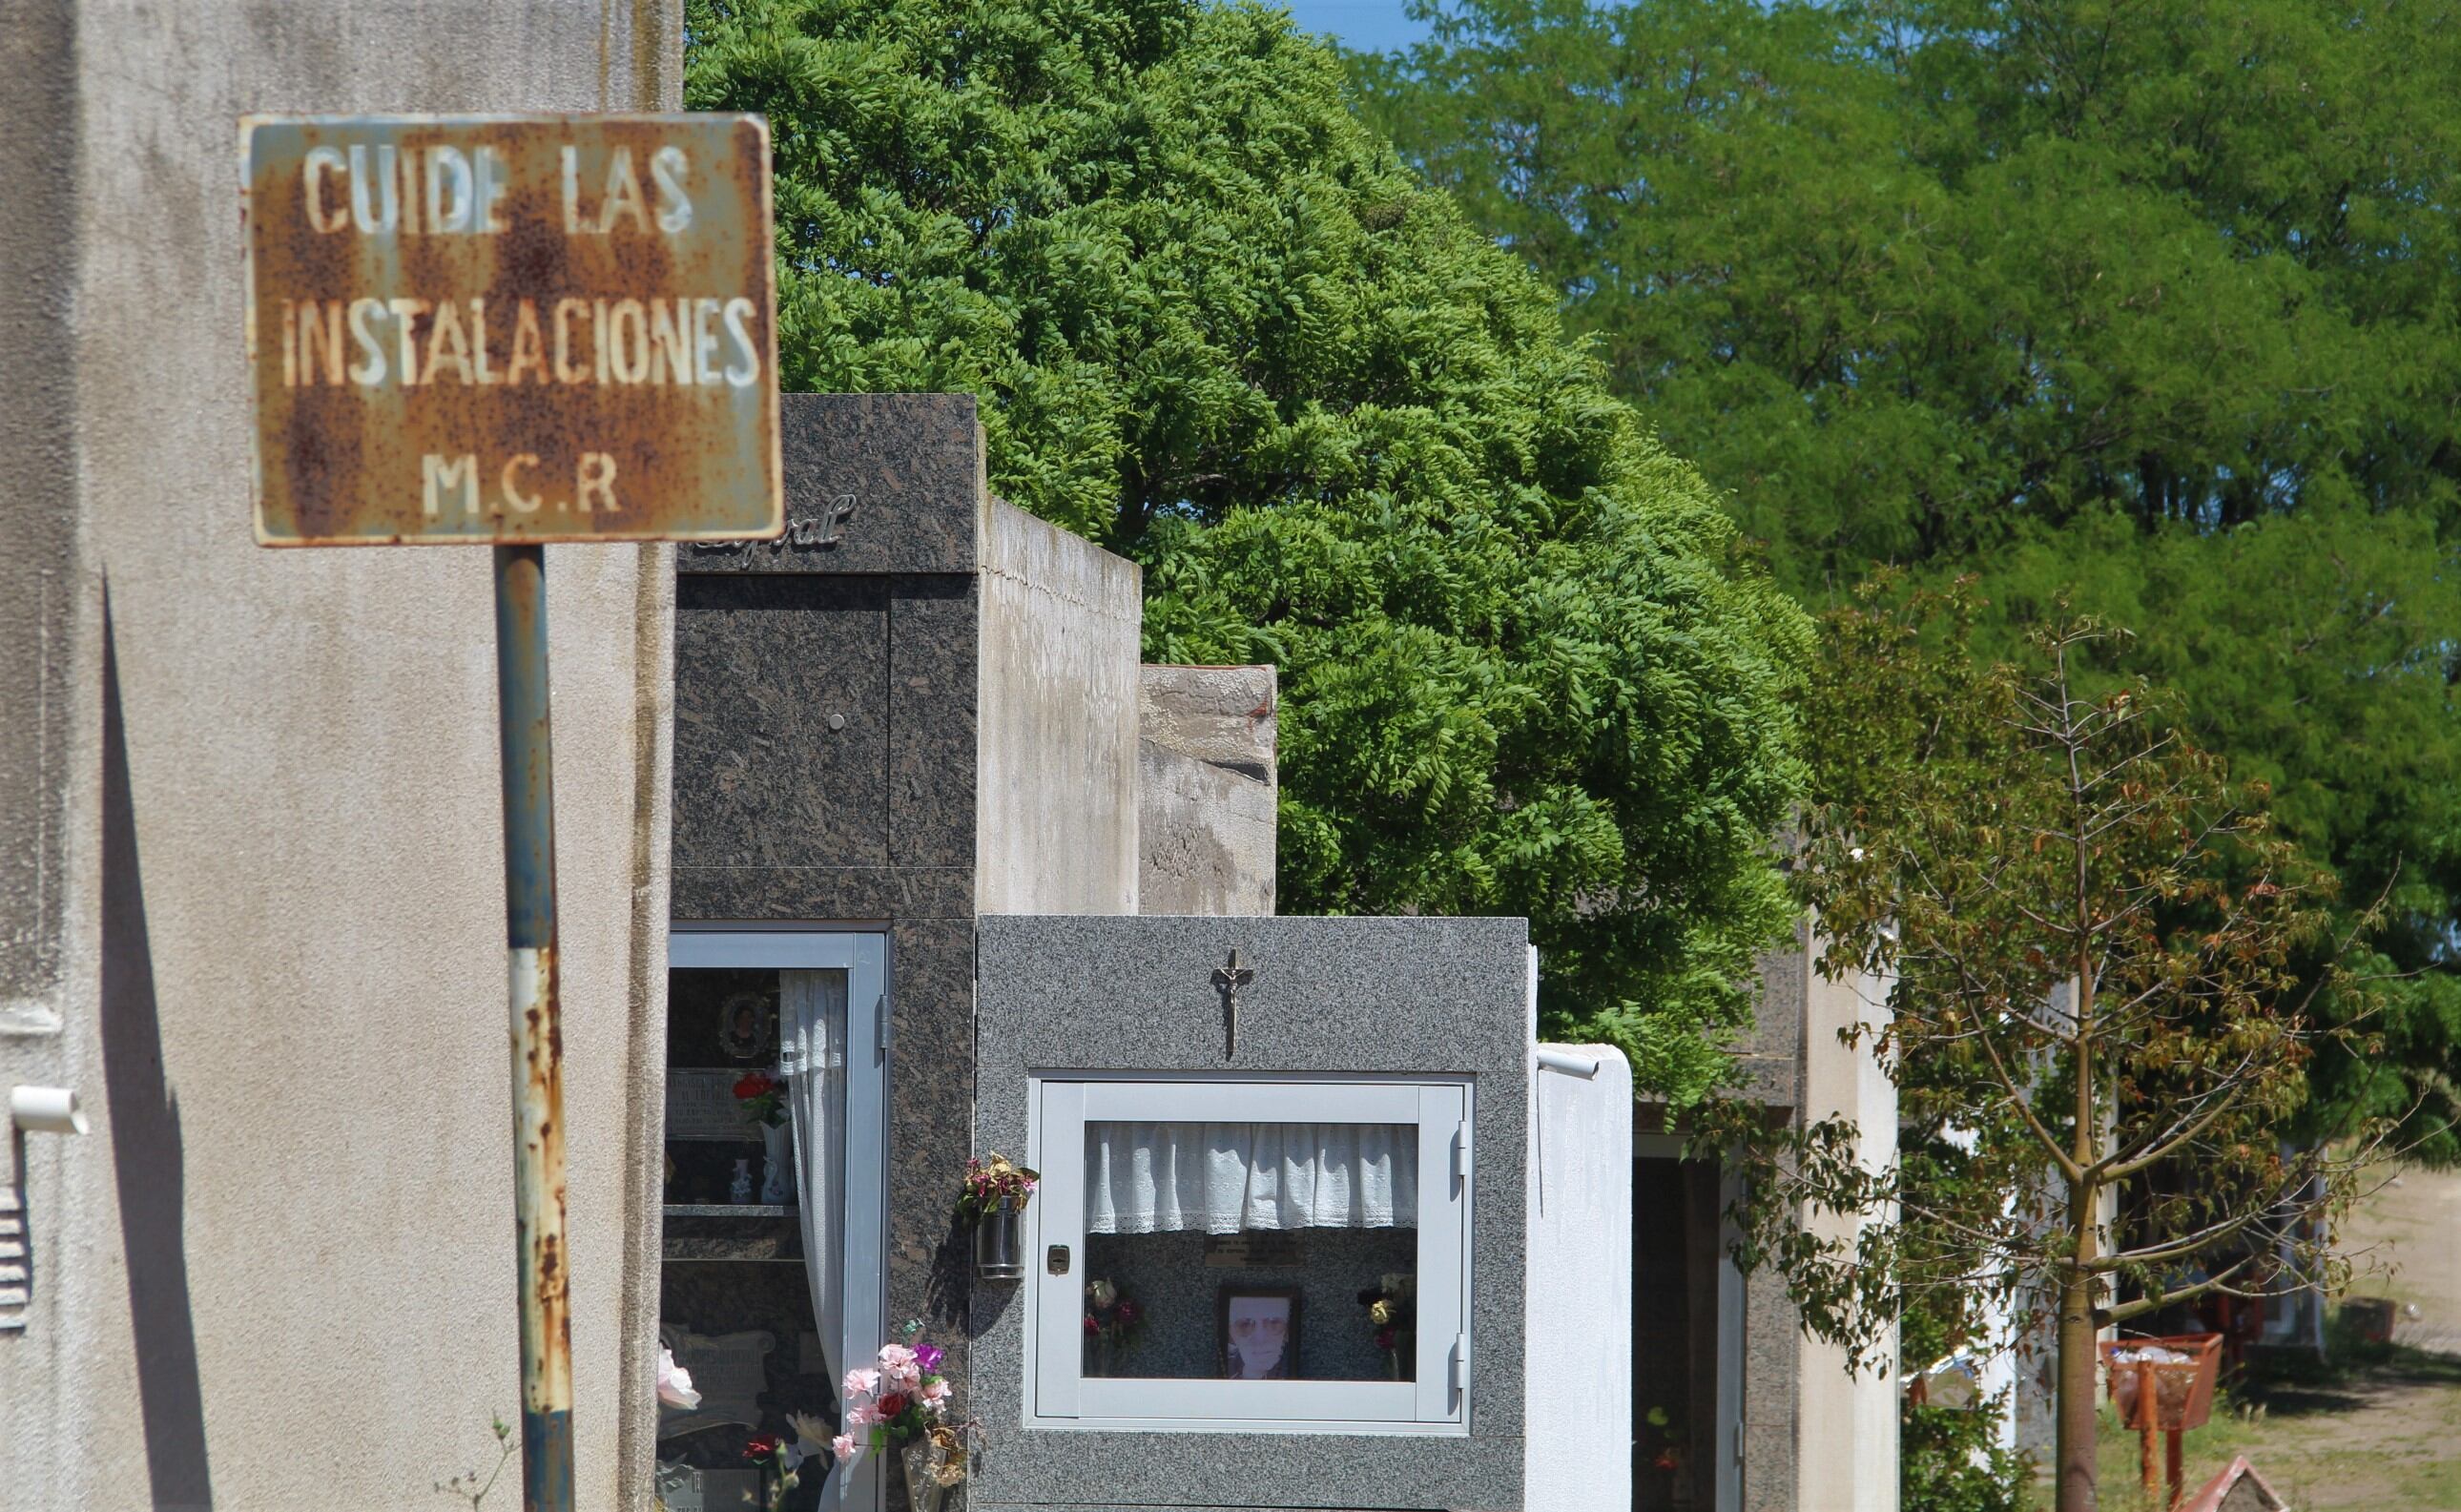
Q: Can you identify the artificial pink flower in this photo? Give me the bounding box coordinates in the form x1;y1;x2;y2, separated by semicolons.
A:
831;1434;858;1461
922;1378;950;1402
842;1367;881;1399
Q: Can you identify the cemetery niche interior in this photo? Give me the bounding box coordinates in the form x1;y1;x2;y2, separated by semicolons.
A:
650;394;1631;1512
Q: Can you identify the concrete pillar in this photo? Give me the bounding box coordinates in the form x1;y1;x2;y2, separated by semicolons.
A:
1793;950;1902;1512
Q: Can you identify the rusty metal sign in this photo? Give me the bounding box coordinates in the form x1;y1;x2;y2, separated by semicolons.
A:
243;114;783;546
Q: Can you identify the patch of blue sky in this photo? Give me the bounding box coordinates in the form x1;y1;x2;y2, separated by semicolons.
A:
1277;0;1433;55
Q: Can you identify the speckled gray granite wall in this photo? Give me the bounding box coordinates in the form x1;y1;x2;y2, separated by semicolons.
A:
671;395;992;1433
679;393;983;575
972;915;1531;1512
672;396;1157;1508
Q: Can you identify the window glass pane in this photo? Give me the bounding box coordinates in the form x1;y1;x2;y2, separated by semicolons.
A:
1081;1120;1419;1382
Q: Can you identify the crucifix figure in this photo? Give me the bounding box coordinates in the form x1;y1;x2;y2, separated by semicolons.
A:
1211;948;1254;1057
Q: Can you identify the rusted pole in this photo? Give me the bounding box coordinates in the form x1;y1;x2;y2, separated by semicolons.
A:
494;544;573;1512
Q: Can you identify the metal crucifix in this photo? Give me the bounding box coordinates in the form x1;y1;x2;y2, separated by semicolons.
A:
1212;948;1254;1057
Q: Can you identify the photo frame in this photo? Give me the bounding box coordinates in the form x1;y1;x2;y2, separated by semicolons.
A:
1217;1285;1302;1380
715;990;776;1062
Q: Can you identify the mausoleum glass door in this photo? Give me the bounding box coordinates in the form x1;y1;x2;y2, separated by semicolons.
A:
658;928;888;1506
1031;1077;1470;1433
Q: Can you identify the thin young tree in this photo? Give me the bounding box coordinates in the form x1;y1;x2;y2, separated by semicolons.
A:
1719;580;2392;1512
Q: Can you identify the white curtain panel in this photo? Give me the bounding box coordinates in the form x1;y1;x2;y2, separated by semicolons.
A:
779;969;848;1391
1086;1122;1419;1234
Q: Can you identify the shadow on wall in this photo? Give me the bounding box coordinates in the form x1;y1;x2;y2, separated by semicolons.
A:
100;591;216;1510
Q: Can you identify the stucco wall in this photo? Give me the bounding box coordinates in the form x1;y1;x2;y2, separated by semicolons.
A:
0;5;678;1508
1524;1045;1634;1512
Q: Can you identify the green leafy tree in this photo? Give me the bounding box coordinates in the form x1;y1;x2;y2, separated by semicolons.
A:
1714;581;2392;1512
687;0;1812;1090
1357;0;2461;1153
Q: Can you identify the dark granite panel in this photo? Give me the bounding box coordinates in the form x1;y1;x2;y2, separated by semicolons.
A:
678;394;982;576
890;916;978;1383
674;574;890;873
888;576;979;871
671;865;972;923
971;915;1530;1512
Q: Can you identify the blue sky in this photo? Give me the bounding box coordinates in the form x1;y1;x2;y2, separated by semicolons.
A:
1279;0;1432;54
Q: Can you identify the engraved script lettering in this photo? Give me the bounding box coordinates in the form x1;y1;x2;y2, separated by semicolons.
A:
687;493;858;561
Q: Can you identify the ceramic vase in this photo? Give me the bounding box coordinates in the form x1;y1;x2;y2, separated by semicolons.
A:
761;1122;793;1205
728;1157;755;1205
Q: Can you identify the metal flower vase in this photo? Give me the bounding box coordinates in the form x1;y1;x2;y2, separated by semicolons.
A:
972;1202;1024;1281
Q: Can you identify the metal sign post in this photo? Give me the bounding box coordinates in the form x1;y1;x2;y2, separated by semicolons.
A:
243;114;783;1512
494;542;571;1506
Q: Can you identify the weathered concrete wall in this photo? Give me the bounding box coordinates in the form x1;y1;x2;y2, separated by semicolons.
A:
975;500;1141;915
1137;665;1276;917
0;5;678;1509
0;0;79;1042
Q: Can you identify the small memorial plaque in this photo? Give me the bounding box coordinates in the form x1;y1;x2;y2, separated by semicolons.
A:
664;1068;761;1143
1204;1232;1303;1268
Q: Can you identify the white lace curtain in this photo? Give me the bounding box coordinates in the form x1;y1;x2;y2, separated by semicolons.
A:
1086;1122;1418;1235
778;970;846;1390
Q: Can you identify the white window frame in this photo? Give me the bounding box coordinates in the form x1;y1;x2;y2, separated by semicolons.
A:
1027;1074;1473;1436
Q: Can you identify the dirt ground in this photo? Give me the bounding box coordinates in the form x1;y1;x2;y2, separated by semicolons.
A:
2049;1164;2461;1511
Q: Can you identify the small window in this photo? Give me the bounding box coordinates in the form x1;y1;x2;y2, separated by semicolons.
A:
1030;1078;1471;1433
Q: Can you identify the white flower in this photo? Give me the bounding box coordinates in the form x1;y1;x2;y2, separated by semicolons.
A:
782;1411;833;1471
655;1348;701;1410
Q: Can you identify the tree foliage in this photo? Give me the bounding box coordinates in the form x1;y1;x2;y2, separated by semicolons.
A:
1711;581;2391;1510
1358;0;2461;1152
687;0;1813;1091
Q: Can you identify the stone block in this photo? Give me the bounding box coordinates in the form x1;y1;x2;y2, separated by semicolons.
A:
1138;665;1276;917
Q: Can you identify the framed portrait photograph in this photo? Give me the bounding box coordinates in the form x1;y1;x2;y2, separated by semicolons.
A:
1218;1286;1301;1379
715;990;776;1062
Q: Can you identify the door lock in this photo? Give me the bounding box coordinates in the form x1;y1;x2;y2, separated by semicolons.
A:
1046;1244;1070;1275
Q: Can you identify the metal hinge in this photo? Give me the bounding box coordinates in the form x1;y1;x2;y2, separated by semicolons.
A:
1450;1119;1472;1189
1449;1333;1469;1398
875;995;892;1056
